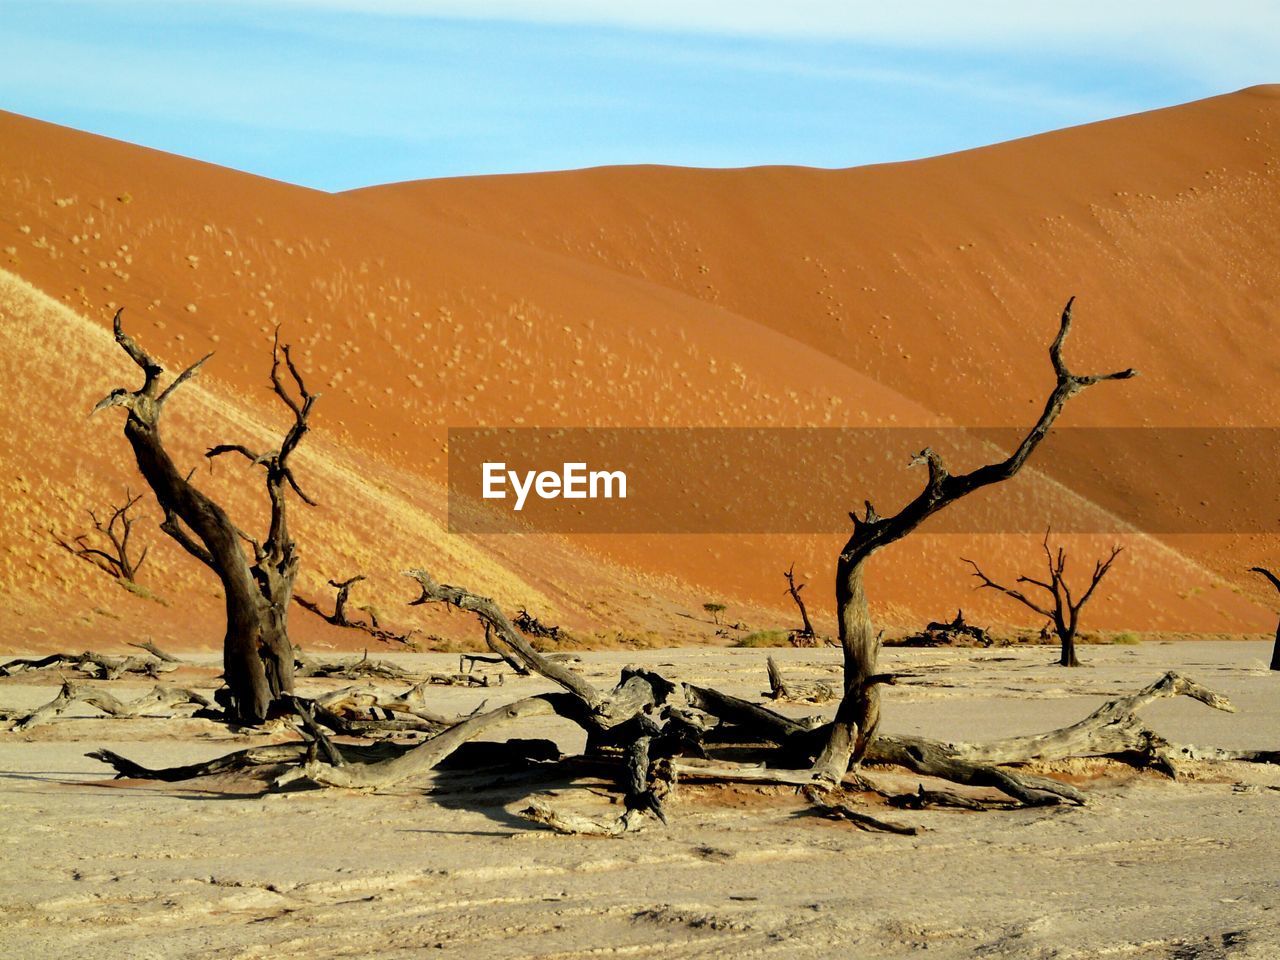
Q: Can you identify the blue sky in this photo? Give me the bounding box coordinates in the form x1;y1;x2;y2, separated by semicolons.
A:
1;2;1276;190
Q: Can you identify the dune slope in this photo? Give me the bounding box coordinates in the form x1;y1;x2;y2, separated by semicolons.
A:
0;87;1276;650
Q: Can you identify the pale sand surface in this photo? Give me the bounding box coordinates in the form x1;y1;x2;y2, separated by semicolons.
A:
1;641;1277;959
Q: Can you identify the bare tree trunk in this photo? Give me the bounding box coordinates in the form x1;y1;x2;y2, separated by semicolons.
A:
95;311;316;723
1059;625;1079;667
1249;568;1280;671
812;557;879;780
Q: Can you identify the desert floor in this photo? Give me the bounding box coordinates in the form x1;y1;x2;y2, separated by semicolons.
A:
1;640;1277;959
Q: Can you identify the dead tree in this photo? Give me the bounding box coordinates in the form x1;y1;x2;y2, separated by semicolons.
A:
784;563;818;646
50;489;149;582
812;298;1136;782
1250;567;1280;671
513;608;562;641
294;575;418;646
964;533;1122;667
93;309;317;723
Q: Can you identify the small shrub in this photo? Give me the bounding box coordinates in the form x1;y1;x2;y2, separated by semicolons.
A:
734;630;791;648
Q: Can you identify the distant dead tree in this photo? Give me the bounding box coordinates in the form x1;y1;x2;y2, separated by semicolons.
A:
294;575;419;646
513;607;562;641
964;533;1123;667
93;309;317;723
1249;567;1280;671
784;563;817;646
812;298;1136;782
50;489;149;582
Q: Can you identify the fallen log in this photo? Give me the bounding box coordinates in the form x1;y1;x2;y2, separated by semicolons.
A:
0;651;175;680
6;681;211;732
765;657;837;704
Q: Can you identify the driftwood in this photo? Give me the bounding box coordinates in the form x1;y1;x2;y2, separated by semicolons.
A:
0;651;175;680
966;532;1122;666
5;681;210;732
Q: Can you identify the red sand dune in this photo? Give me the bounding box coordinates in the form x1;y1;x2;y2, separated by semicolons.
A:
0;86;1277;652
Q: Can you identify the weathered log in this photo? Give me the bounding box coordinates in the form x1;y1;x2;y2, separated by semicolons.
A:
0;651;174;680
127;640;181;663
272;694;580;790
765;657;837;703
9;681;211;731
518;800;648;837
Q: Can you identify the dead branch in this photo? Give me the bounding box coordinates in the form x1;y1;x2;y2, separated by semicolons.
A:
272;694;577;790
801;785;919;835
127;639;182;662
294;650;492;686
405;570;592;698
513;607;562;641
293;575;419;647
965;532;1122;667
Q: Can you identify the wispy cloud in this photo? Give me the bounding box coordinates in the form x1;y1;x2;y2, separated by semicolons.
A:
237;0;1280;87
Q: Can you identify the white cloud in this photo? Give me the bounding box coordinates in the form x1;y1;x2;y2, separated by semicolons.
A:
228;0;1278;88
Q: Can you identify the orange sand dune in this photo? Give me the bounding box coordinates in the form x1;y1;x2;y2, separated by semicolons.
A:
0;87;1276;651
